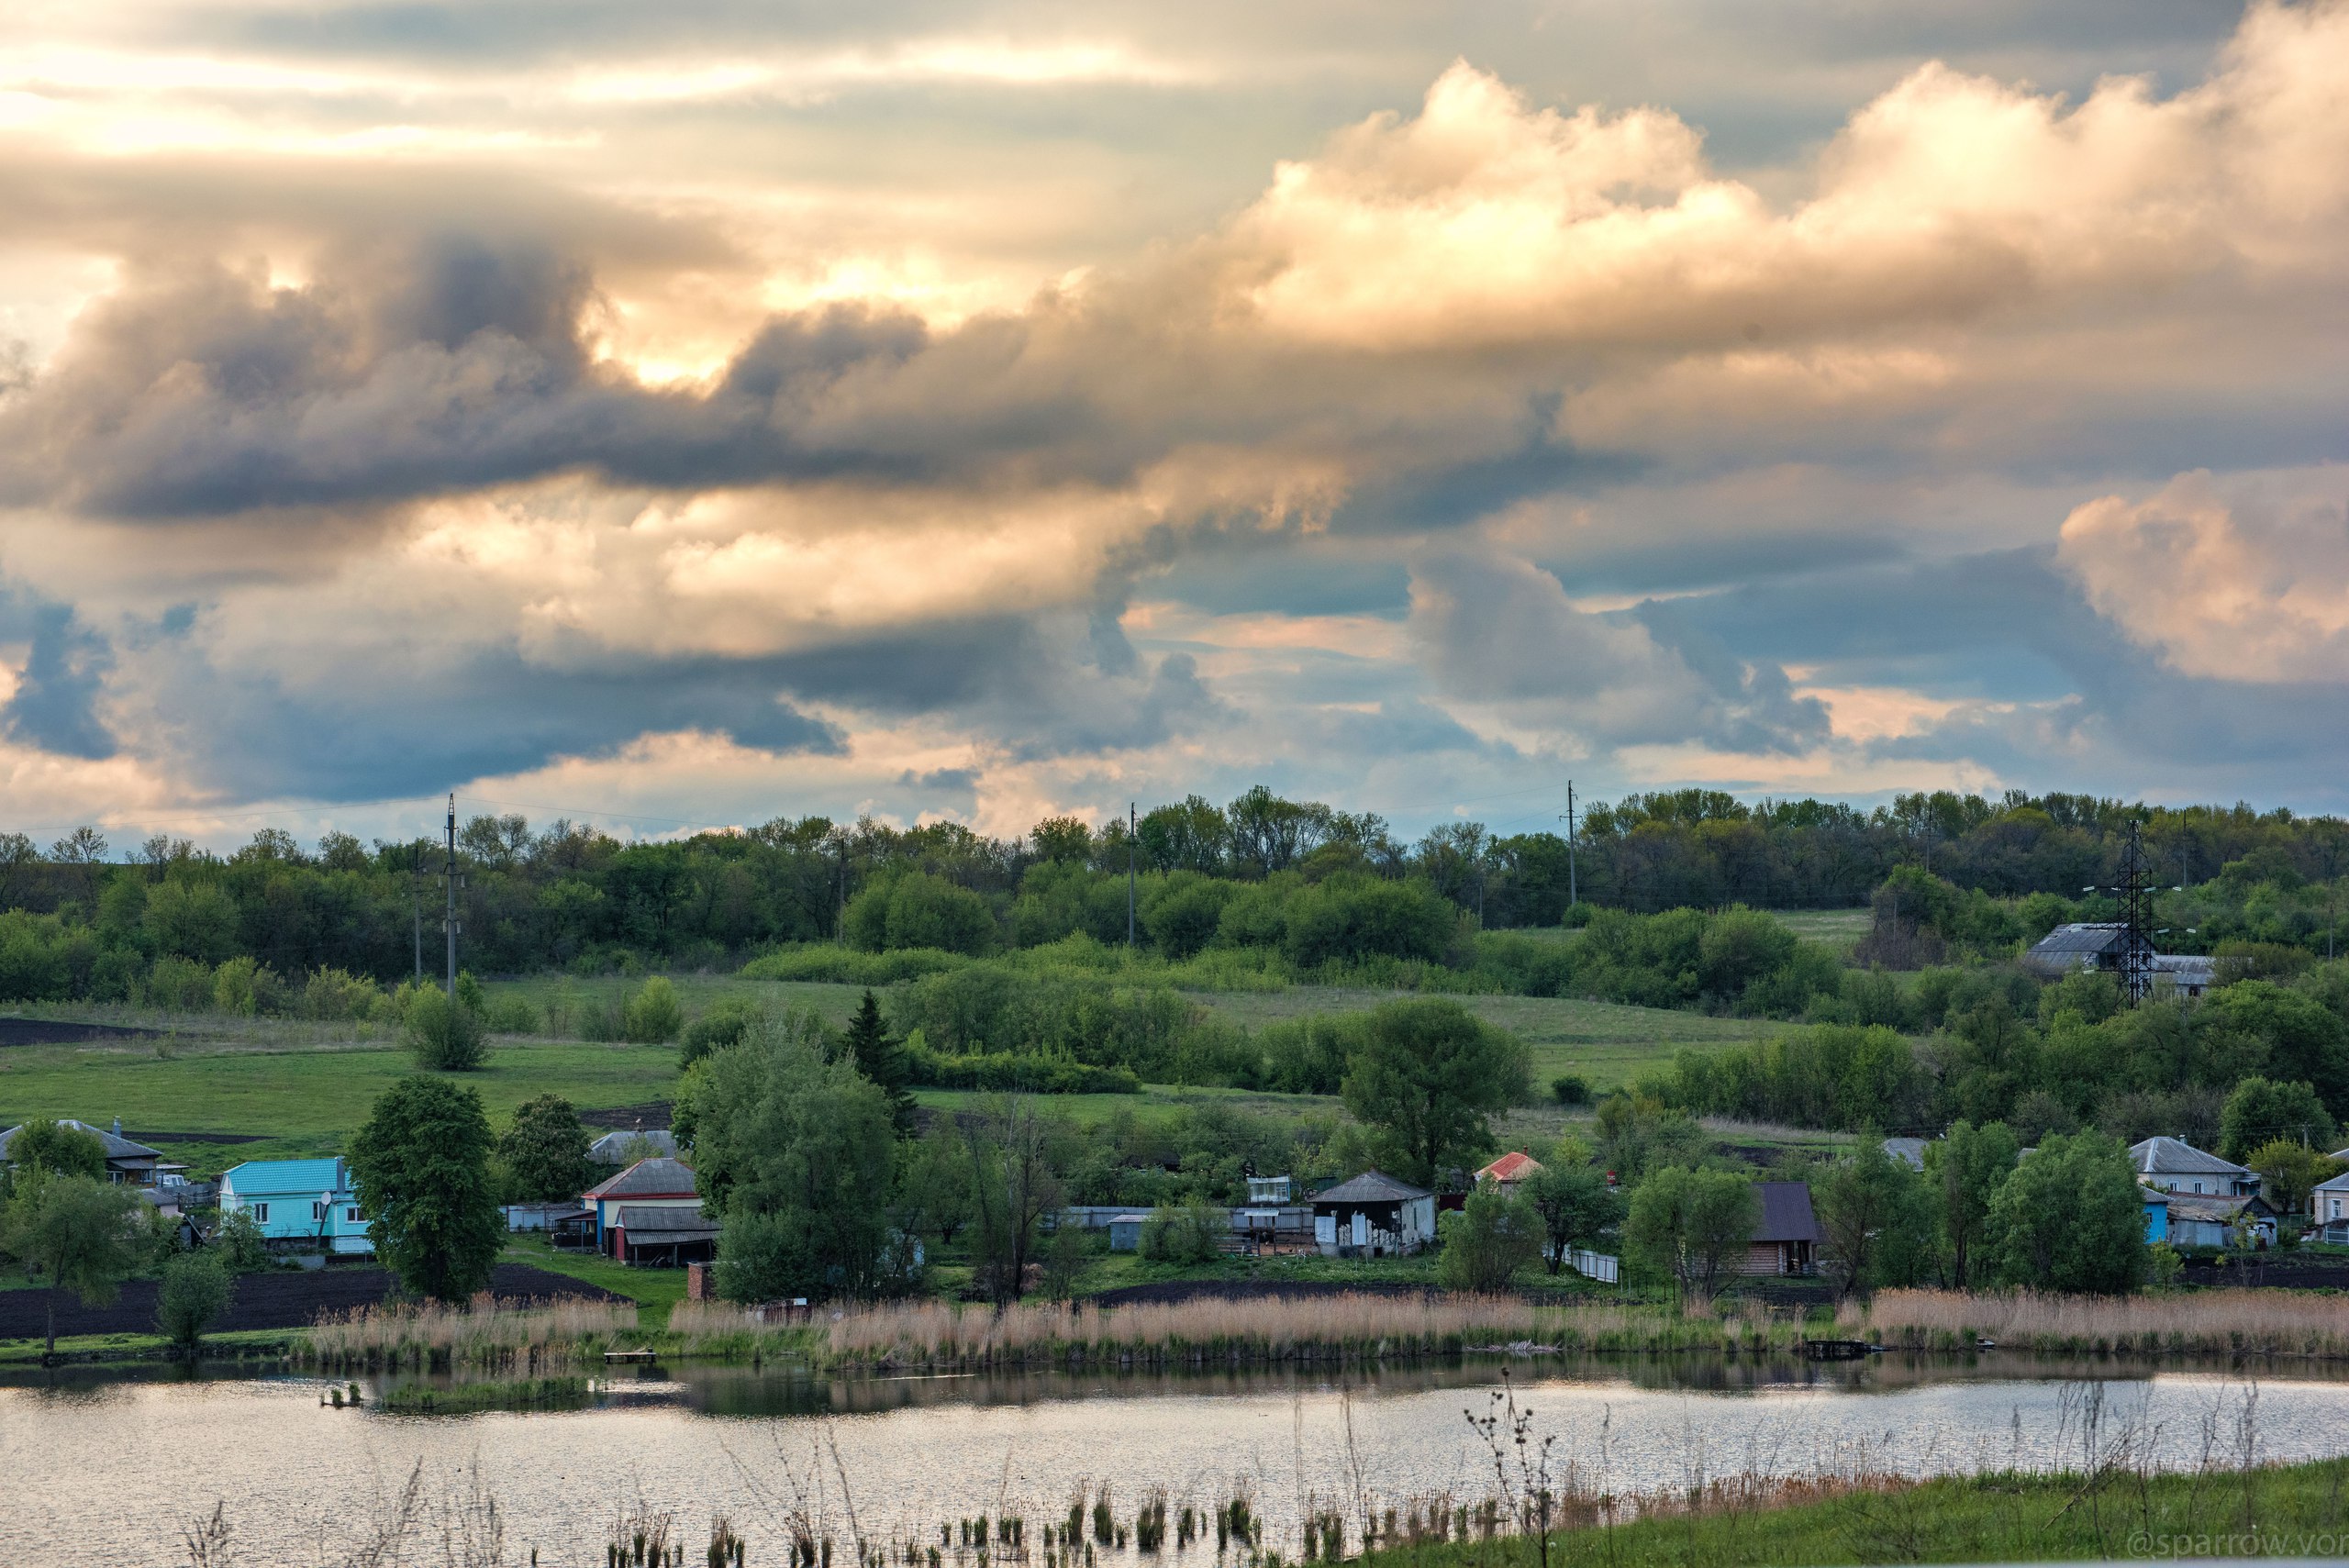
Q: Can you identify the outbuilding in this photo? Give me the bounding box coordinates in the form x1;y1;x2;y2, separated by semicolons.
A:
1736;1181;1820;1276
1311;1171;1437;1257
581;1156;705;1262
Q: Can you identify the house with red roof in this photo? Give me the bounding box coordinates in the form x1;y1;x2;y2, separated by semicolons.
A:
1475;1151;1544;1192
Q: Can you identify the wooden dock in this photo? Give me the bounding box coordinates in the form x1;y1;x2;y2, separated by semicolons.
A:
603;1348;657;1363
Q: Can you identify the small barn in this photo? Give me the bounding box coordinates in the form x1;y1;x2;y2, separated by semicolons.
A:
1107;1213;1148;1252
2165;1192;2277;1250
607;1205;720;1266
1311;1171;1437;1257
1736;1181;1820;1276
2021;925;2214;996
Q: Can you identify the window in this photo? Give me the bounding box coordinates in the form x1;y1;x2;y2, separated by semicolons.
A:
346;1207;362;1223
312;1201;326;1222
252;1203;270;1223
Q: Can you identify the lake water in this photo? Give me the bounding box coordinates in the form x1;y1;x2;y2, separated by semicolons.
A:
6;1355;2347;1566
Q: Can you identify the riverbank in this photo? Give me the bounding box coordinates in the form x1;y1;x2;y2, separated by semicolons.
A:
1351;1455;2349;1567
1851;1287;2349;1360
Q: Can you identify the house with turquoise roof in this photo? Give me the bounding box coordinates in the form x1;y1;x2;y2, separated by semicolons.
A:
219;1156;373;1255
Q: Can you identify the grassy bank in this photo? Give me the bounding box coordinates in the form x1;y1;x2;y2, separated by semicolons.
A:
1853;1287;2349;1360
1353;1456;2349;1568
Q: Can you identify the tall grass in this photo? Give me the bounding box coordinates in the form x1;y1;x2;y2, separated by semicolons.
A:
1850;1287;2349;1359
811;1293;1787;1369
298;1295;640;1371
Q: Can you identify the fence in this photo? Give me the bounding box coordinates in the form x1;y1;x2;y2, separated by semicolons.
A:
1567;1248;1620;1284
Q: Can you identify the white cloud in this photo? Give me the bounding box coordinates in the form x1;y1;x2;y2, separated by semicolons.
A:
2058;469;2349;683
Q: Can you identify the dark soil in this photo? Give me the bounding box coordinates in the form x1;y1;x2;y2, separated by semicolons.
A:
0;1017;161;1047
579;1102;673;1129
2182;1254;2349;1291
0;1262;621;1341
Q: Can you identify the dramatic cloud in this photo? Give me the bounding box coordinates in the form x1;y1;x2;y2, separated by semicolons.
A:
1;0;2347;837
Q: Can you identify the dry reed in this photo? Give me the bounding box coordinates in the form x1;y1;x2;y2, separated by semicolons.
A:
816;1294;1763;1369
300;1294;640;1371
1849;1287;2349;1359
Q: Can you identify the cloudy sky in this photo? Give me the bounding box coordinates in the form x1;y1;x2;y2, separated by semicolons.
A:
2;0;2345;847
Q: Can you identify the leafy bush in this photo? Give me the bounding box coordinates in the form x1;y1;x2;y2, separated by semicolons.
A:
1551;1073;1590;1106
299;967;382;1020
740;946;968;984
1139;1200;1225;1264
899;1035;1141;1094
405;987;487;1070
156;1250;234;1350
843;871;998;955
144;954;217;1011
620;976;684;1044
482;995;540;1034
680;999;762;1068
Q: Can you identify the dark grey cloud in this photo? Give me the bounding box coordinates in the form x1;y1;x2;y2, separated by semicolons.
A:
1;605;117;760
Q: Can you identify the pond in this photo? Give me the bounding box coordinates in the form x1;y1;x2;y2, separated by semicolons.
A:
6;1354;2346;1564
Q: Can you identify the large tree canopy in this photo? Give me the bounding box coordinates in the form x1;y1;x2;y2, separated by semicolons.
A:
1340;997;1531;1185
348;1075;504;1302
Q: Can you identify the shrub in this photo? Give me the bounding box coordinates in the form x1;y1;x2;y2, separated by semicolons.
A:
1139;1201;1224;1264
680;999;761;1068
621;976;684;1044
740;946;967;984
482;995;540;1035
144;954;217;1011
299;967;382;1021
1551;1073;1590;1106
406;987;488;1070
1436;1184;1542;1292
156;1250;234;1351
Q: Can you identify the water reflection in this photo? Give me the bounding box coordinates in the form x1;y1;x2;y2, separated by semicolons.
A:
7;1351;2349;1565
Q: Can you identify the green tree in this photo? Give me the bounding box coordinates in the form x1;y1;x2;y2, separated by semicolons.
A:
155;1248;234;1353
1436;1183;1542;1291
405;986;487;1071
841;988;916;1133
2205;982;2349;1115
680;1019;899;1301
347;1076;504;1302
2246;1139;2343;1217
1139;1200;1225;1264
1811;1141;1934;1301
498;1094;593;1203
1339;998;1531;1185
2219;1076;2337;1162
1521;1162;1623;1273
2;1173;146;1359
896;1127;974;1245
622;976;685;1044
1924;1120;2020;1289
5;1118;106;1181
1987;1131;2147;1294
679;999;761;1069
1624;1166;1755;1298
963;1098;1064;1304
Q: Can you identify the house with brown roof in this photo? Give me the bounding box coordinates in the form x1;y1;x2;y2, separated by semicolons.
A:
580;1156;716;1265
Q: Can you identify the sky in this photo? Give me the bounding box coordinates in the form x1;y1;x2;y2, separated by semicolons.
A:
1;0;2346;849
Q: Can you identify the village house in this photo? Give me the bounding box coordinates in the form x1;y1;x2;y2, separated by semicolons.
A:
1736;1181;1820;1276
2021;925;2217;995
1474;1151;1543;1192
1311;1171;1438;1257
577;1156;715;1265
2314;1171;2349;1243
2128;1137;2258;1196
219;1156;373;1255
0;1118;162;1186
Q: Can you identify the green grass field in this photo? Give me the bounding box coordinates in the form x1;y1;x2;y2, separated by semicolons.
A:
1189;988;1777;1092
0;1035;681;1171
1765;906;1873;953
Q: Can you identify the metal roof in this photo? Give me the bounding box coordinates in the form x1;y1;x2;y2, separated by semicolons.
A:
588;1129;677;1161
2165;1193;2273;1224
614;1204;718;1236
1753;1181;1821;1244
222;1156;349;1195
1313;1170;1432;1205
1881;1137;1927;1172
2128;1137;2248;1177
0;1119;161;1162
584;1156;698;1200
1476;1151;1544;1184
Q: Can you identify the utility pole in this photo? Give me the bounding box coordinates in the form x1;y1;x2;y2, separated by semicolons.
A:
409;844;422;983
1127;802;1137;949
441;794;461;998
1561;780;1579;907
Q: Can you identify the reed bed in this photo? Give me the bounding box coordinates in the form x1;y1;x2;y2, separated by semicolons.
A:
812;1294;1789;1369
1849;1287;2349;1359
299;1295;640;1372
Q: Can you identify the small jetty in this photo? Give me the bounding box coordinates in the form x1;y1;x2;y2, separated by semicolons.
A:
603;1347;658;1364
1799;1339;1878;1361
